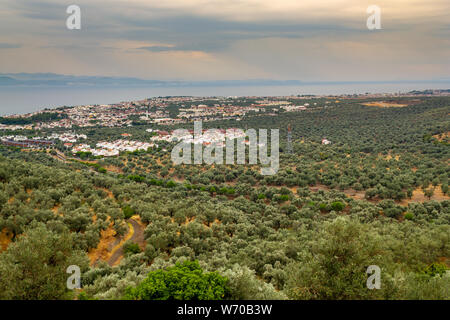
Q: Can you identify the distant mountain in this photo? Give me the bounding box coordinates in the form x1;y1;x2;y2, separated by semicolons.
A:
1;73;448;88
0;76;20;85
0;73;303;88
409;89;450;95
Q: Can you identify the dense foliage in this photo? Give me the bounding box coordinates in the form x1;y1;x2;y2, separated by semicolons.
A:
0;223;89;300
0;112;67;125
124;261;228;300
0;96;448;300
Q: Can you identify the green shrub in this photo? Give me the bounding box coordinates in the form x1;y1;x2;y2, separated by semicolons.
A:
122;205;135;219
77;291;96;300
384;207;403;219
226;188;235;195
123;241;142;255
330;201;345;212
219;187;228;195
166;181;177;188
124;261;229;300
404;212;414;220
422;262;448;277
128;175;145;183
276;194;289;202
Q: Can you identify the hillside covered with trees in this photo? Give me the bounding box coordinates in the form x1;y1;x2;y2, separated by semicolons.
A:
0;96;448;300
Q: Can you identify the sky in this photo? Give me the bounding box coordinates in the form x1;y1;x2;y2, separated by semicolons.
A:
0;0;449;82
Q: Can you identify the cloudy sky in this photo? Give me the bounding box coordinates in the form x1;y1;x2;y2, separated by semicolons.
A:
0;0;449;81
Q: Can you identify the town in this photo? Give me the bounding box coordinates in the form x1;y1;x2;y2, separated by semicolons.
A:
1;90;448;160
0;95;314;158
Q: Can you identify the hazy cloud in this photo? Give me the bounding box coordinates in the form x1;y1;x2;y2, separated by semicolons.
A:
0;43;21;49
0;0;448;81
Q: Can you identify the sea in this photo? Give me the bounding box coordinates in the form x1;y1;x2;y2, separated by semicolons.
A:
0;82;449;116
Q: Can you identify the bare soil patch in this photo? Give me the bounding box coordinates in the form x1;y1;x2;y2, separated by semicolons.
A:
362;102;408;108
88;222;118;265
433;132;450;142
0;228;12;251
400;186;449;206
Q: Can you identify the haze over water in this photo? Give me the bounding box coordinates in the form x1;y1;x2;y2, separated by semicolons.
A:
1;82;449;116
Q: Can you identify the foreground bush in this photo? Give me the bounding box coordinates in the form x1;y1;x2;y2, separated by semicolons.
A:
124;260;229;300
0;223;89;300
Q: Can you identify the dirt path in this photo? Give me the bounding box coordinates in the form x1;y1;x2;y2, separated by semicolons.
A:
107;217;145;266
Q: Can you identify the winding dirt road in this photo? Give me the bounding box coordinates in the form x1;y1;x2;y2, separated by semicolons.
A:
107;217;145;266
